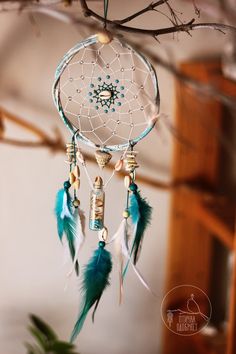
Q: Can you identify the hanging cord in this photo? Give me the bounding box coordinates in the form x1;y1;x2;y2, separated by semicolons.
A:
72;129;93;189
72;134;77;200
103;144;131;190
103;0;109;29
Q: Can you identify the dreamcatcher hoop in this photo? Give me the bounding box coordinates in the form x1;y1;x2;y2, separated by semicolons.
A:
53;34;160;152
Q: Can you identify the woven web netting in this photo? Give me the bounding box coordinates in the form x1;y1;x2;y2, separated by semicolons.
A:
58;38;157;148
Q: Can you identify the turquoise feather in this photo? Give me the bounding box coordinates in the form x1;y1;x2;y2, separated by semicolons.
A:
129;184;152;265
54;184;79;275
55;188;68;241
70;242;112;342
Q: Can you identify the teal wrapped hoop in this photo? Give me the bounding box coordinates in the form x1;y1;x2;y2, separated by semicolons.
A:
53;35;160;152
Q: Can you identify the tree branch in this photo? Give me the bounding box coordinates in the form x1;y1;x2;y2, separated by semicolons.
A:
114;0;170;25
1;107;228;197
79;0;236;37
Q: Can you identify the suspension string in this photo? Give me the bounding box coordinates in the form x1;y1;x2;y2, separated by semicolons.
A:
82;164;94;190
104;169;115;189
72;129;94;190
72;135;77;200
103;146;128;190
103;0;109;29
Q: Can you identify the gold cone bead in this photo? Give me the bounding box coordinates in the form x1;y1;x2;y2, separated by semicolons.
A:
95;150;112;169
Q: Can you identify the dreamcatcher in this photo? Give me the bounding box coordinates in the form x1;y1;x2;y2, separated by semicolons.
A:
53;30;159;342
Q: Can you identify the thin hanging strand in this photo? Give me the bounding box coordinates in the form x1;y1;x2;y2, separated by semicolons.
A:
82;163;93;189
104;0;109;29
103;145;131;190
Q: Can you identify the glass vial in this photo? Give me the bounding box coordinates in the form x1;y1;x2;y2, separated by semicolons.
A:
89;176;105;231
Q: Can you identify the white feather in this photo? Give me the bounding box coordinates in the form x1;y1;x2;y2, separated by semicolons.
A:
114;219;128;304
60;191;73;219
73;208;85;264
67;208;86;277
113;218;157;299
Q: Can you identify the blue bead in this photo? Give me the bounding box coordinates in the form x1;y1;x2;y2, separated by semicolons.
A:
63;181;71;190
120;86;125;90
117;102;121;106
98;77;102;81
115;79;119;83
120;94;124;98
95;106;99;110
89;99;93;103
104;109;108;113
129;183;138;192
99;241;106;248
90;83;94;88
88;92;92;96
106;75;110;79
111;108;115;112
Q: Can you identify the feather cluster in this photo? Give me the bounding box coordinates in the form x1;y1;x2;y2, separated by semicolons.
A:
55;185;84;276
70;243;112;342
129;184;152;265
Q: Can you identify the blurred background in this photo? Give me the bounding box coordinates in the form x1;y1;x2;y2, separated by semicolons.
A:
0;1;235;354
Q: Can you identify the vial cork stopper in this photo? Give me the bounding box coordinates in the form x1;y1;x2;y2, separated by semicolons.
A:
94;176;103;189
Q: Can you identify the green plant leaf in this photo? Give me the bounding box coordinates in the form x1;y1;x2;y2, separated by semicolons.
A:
49;341;78;354
30;315;58;341
28;326;48;350
25;342;44;354
26;315;80;354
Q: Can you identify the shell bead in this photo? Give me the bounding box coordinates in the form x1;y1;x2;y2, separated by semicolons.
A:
65;142;78;163
99;90;112;100
124;175;131;189
76;151;85;164
114;159;123;171
73;165;80;178
73;179;80;190
98;227;108;242
69;172;76;185
124;151;139;172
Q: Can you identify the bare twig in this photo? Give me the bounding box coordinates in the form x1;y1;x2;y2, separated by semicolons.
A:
0;0;235;37
114;0;170;25
0;108;67;152
79;0;236;37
